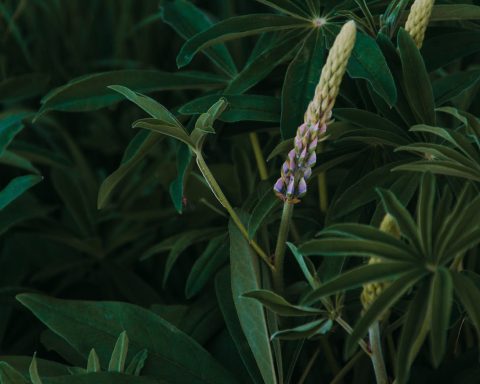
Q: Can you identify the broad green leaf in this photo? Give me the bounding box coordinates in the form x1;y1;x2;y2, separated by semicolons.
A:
109;85;182;128
345;30;397;106
160;0;237;76
177;14;309;68
281;29;324;138
253;0;311;18
393;161;480;182
0;113;27;155
302;262;415;305
0;175;43;210
433;70;480;106
98;131;161;209
346;269;426;356
43;372;160;384
185;235;228;299
16;294;237;384
398;28;435;125
0;150;39;174
248;188;281;239
271;319;333;340
38;70;226;114
299;238;414;262
429;267;453;367
180;95;280;122
87;349;101;373
169;143;192;213
0;357;69;378
0;362;28;384
243;289;324;317
133;118;193;147
0;74;50;103
451;272;480;335
422;32;480;71
396;283;430;384
229;215;277;384
108;331;129;372
226;30;305;95
429;4;480;21
215;269;264;384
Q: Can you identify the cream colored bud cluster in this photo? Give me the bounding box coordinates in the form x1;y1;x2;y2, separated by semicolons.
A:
405;0;435;49
304;20;357;127
361;214;401;315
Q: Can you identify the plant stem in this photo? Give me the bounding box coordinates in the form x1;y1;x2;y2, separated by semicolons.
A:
273;202;294;292
368;321;388;384
298;345;321;384
330;350;363;384
249;132;268;181
195;153;273;270
335;316;371;357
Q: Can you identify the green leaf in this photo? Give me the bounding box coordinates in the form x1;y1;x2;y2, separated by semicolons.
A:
429;267;453;368
345;30;397;106
98;131;161;209
177;14;309;68
0;362;28;384
169;143;192;213
0;150;39;174
429;4;480;21
451;272;480;336
398;28;435;125
180;95;280;122
417;172;435;259
226;30;305;95
395;282;430;384
422;31;480;71
87;349;101;373
0;113;27;155
299;237;415;261
271;319;333;340
302;262;415;305
16;294;237;384
215;269;264;384
191;98;228;149
229;214;277;384
185;236;228;299
248;188;281;239
0;175;43;210
243;289;324;317
433;70;480;106
133;118;194;147
160;0;237;77
281;29;324;138
108;331;129;373
0;196;52;236
43;372;160;384
286;242;318;289
109;85;182;128
125;349;148;376
0;74;50;103
38;70;226;114
29;355;42;384
346;269;426;356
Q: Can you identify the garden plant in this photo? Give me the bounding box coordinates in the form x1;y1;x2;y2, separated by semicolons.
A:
0;0;480;383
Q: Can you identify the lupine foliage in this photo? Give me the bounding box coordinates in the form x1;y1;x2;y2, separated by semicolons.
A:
0;0;480;383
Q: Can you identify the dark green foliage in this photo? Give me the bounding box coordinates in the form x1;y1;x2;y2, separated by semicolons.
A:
1;1;480;383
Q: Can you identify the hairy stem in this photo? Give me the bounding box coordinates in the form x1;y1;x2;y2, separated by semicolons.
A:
196;153;273;270
249;132;268;181
369;321;388;384
273;202;294;292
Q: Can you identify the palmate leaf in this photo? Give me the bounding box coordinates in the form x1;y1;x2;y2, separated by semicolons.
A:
177;14;310;68
108;331;128;373
271;319;333;341
133;119;193;147
346;268;427;357
253;0;311;19
433;70;480;106
247;187;281;240
417;172;435;259
302;261;416;305
0;175;43;210
451;272;480;337
160;0;238;77
0;362;28;384
16;294;237;384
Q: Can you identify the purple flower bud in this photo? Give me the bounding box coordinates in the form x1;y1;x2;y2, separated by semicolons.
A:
309;138;318;152
274;178;285;194
306;152;317;167
320;123;327;134
282;161;289;176
286;177;295;197
304;167;312;180
298;178;307;197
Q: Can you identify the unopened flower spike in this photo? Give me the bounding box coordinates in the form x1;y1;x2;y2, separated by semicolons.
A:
405;0;435;49
274;20;356;203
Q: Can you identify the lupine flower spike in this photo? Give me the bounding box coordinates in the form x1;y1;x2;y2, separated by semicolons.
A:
274;21;356;203
361;213;401;316
405;0;435;49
